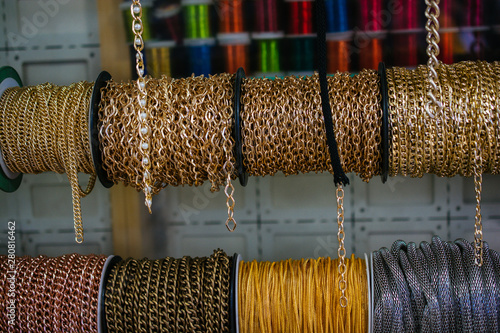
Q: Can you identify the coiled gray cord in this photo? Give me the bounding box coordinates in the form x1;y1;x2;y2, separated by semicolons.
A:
373;236;500;333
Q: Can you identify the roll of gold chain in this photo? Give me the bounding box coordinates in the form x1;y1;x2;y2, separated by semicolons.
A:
0;254;106;332
0;82;96;243
104;250;232;333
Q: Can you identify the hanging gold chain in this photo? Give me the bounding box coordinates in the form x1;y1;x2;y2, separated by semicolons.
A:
424;0;442;117
131;0;153;212
473;114;483;266
336;185;347;307
224;173;236;232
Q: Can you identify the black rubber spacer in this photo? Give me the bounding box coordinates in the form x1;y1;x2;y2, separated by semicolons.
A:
89;71;114;188
229;253;238;333
378;62;389;183
98;255;122;333
233;67;248;186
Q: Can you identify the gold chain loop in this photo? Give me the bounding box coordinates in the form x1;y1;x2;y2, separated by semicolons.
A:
336;185;347;307
131;0;153;212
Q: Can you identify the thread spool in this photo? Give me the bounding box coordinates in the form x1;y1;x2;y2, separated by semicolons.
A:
120;0;154;43
254;37;282;75
324;0;351;72
218;33;250;73
356;0;385;70
153;1;183;43
286;0;314;36
218;0;245;33
253;0;280;33
358;38;383;71
182;0;212;39
463;0;487;60
0;66;23;193
185;38;215;75
439;0;456;64
287;36;315;73
325;0;349;33
390;0;419;67
326;36;351;72
145;40;176;77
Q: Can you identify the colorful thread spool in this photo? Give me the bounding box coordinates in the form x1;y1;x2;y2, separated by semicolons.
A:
390;0;419;67
254;37;282;75
218;0;245;33
218;33;250;73
463;0;487;60
185;38;215;76
120;0;154;43
325;0;349;33
287;36;315;73
182;0;212;39
326;36;351;73
286;0;314;36
153;1;183;43
439;0;457;64
356;0;384;70
146;40;176;78
253;0;280;33
325;0;351;72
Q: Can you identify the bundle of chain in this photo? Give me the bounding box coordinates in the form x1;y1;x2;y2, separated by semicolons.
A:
0;82;96;243
241;70;381;182
387;61;500;178
104;249;232;333
0;253;106;332
372;236;500;332
238;256;368;332
99;74;235;194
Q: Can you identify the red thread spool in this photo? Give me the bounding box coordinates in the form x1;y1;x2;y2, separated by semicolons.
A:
327;40;350;72
358;0;383;31
392;34;418;67
466;0;484;27
218;0;245;33
222;44;249;73
359;39;382;70
439;0;455;64
254;0;279;32
392;0;419;30
287;0;314;35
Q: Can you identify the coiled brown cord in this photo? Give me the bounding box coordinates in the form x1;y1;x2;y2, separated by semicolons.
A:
0;254;106;332
0;82;96;243
104;249;232;333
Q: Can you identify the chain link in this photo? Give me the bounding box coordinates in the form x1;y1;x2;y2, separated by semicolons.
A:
474;114;484;266
224;173;237;232
336;185;348;308
131;0;153;212
425;0;442;117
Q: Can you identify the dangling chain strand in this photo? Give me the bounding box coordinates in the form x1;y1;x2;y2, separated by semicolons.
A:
131;0;153;212
336;185;347;307
424;0;442;117
473;113;484;266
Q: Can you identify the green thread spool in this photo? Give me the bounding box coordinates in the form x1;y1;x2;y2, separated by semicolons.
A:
120;0;154;43
183;2;212;39
257;39;281;73
146;40;176;78
288;37;315;72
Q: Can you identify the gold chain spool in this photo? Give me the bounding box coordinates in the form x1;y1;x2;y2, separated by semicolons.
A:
0;82;96;243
